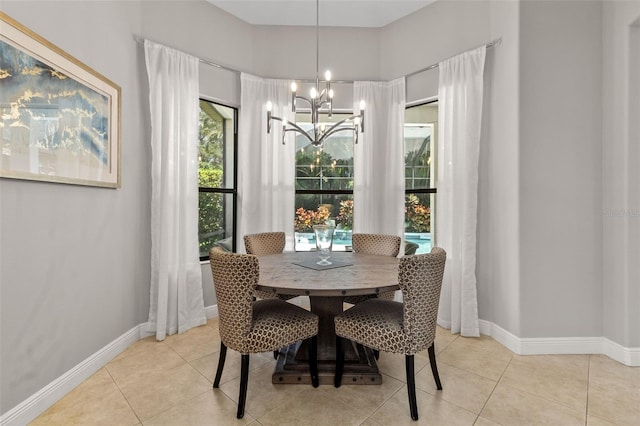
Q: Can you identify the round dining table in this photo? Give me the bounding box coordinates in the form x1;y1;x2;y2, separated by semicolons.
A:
256;251;399;385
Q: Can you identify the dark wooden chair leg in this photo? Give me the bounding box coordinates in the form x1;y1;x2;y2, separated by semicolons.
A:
236;354;250;419
213;342;227;388
334;336;345;387
428;343;442;390
273;350;279;360
373;349;380;360
406;355;418;421
308;335;319;387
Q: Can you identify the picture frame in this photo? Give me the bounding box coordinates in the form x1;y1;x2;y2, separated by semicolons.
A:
0;12;121;188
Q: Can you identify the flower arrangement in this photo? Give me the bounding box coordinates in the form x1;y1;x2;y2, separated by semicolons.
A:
405;194;431;232
336;199;354;230
294;205;331;232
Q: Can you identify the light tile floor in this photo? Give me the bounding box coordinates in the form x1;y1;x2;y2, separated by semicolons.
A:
31;317;640;425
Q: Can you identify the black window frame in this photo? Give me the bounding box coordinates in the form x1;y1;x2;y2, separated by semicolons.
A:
198;98;238;260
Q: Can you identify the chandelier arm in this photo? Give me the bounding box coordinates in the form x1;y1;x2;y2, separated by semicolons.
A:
295;95;313;107
319;126;357;144
325;114;363;133
283;120;317;145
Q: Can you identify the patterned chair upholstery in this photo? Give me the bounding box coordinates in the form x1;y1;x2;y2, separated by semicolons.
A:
343;233;401;304
243;232;295;301
209;250;319;419
334;247;447;421
243;231;286;255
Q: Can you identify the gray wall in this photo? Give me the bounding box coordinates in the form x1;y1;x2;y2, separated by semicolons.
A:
518;0;603;338
2;0;638;417
1;0;149;413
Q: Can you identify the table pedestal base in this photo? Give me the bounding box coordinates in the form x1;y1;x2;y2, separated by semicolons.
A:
272;340;382;385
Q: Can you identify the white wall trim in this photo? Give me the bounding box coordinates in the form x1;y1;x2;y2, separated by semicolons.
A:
0;323;151;426
3;311;638;425
479;319;640;366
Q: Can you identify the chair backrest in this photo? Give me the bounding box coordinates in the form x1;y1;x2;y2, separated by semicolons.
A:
244;232;286;255
209;250;258;352
352;233;401;257
399;247;446;353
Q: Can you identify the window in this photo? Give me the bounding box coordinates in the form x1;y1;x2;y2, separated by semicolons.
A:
404;101;438;254
294;113;354;251
198;99;237;259
293;103;437;255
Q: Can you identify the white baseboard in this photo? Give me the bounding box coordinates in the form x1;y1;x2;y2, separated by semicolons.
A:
3;311;638;425
479;319;640;366
1;307;221;426
0;323;150;426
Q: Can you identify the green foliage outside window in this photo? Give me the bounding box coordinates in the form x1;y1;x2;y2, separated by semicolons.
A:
405;194;431;232
198;101;226;254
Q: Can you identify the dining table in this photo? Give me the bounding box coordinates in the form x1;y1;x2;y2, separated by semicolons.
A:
256;251;399;385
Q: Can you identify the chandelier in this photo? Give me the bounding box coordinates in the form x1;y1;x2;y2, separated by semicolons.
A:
266;0;365;147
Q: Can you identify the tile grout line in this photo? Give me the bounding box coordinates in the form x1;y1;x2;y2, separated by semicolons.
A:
584;354;592;426
104;364;144;426
475;351;515;425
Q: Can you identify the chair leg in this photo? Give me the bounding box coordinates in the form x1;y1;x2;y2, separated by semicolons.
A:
213;342;227;388
273;350;279;360
308;335;319;387
373;349;380;360
334;336;345;387
405;355;418;421
237;354;250;419
428;343;443;390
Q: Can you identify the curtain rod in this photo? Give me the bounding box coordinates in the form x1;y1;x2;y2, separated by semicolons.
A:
405;37;502;78
134;35;246;75
134;35;501;82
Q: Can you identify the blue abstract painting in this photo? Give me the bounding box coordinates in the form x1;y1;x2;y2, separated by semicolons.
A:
0;12;120;187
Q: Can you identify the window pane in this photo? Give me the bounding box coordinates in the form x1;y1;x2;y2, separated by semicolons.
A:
294;194;353;251
295;113;355;252
404;102;437;254
199;192;234;257
405;193;432;254
199;99;236;259
199;100;235;189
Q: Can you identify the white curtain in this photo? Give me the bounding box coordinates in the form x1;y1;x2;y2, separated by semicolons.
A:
436;46;486;337
353;78;406;239
144;40;206;341
238;73;296;252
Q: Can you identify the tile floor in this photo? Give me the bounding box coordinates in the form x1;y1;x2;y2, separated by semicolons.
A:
31;316;639;425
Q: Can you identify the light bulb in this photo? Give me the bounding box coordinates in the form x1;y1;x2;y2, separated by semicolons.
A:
266;101;273;112
359;100;366;110
329;89;334;99
325;70;332;81
291;82;297;92
310;87;317;99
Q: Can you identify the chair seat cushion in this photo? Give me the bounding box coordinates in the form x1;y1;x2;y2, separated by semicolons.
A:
335;299;417;355
243;299;318;353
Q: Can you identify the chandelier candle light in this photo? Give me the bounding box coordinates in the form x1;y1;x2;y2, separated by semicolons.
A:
266;0;365;147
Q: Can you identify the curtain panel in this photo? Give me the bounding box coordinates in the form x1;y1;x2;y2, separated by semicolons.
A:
144;40;206;341
353;78;406;240
436;45;486;337
238;73;296;252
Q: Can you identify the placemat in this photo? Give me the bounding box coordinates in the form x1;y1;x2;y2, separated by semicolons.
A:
293;259;353;271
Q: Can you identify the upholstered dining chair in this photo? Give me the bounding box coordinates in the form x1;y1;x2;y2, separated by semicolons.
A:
334;247;447;421
210;250;320;419
243;232;296;301
343;233;401;305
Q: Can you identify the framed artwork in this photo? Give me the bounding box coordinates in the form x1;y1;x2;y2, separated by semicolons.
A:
0;12;121;188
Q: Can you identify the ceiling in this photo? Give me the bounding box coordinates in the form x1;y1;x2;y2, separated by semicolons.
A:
206;0;435;28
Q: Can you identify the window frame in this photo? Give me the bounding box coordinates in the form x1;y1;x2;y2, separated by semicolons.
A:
198;98;238;261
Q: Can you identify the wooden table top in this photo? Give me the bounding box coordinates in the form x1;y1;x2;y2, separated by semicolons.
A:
256;251;399;297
